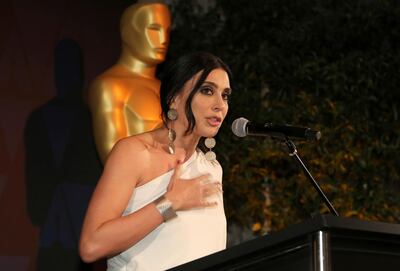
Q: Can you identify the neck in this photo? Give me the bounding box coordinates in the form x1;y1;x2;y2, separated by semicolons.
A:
174;131;199;160
157;126;200;161
117;47;157;78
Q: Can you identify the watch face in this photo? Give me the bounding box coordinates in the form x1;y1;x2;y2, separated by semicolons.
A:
160;201;172;212
156;197;177;221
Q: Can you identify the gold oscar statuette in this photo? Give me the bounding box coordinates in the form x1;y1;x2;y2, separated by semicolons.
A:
88;2;171;163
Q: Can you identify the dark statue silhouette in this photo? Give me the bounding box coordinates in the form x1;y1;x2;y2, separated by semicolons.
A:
24;38;102;271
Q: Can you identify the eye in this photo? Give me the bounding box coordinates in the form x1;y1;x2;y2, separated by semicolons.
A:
222;90;231;101
147;24;161;31
200;86;214;96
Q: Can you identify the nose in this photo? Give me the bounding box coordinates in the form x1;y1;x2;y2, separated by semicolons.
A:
160;27;169;47
212;95;227;112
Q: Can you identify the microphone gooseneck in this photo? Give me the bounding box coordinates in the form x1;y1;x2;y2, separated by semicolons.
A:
231;117;338;216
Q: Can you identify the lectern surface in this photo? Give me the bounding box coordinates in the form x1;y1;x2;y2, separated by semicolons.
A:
169;215;400;271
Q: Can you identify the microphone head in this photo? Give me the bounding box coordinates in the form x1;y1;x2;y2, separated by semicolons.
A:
231;117;249;137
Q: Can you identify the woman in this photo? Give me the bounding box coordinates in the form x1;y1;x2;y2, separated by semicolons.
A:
79;52;233;270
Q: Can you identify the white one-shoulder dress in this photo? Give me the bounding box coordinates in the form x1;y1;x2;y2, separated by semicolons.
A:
107;150;227;271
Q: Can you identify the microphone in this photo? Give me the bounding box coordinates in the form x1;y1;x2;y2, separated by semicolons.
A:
231;117;321;141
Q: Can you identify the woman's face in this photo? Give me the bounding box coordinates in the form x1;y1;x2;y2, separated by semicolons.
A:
173;68;231;138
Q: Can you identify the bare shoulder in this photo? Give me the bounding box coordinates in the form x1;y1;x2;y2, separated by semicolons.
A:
102;135;152;184
81;134;154;234
108;134;151;159
112;135;149;153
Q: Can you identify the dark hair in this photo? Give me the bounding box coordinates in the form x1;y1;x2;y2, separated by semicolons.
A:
160;52;233;135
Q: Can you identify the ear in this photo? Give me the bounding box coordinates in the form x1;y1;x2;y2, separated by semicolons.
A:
170;94;182;109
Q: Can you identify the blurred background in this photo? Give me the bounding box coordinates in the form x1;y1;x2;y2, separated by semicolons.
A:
1;0;399;270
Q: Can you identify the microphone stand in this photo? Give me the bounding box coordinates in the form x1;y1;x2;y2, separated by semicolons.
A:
283;138;339;216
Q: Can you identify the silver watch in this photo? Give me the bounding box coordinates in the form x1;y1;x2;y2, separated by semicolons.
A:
154;195;177;222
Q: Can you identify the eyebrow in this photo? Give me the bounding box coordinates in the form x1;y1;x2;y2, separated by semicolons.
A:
203;81;232;94
148;23;162;28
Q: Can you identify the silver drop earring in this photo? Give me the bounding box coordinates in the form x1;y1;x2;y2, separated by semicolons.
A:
204;137;216;161
167;109;178;154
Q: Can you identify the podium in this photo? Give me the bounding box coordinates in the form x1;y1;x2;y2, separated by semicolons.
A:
169;215;400;271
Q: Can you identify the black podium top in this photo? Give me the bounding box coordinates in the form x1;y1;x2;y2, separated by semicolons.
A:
169;215;400;271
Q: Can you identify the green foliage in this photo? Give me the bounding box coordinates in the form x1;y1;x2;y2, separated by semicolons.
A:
168;0;400;233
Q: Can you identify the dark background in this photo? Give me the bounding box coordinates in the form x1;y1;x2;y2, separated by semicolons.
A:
1;0;399;270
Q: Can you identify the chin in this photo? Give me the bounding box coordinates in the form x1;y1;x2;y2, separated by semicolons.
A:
142;54;164;64
199;127;220;138
153;52;166;61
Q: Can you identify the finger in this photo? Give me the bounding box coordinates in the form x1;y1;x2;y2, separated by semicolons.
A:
203;183;223;198
194;174;212;184
202;200;218;207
